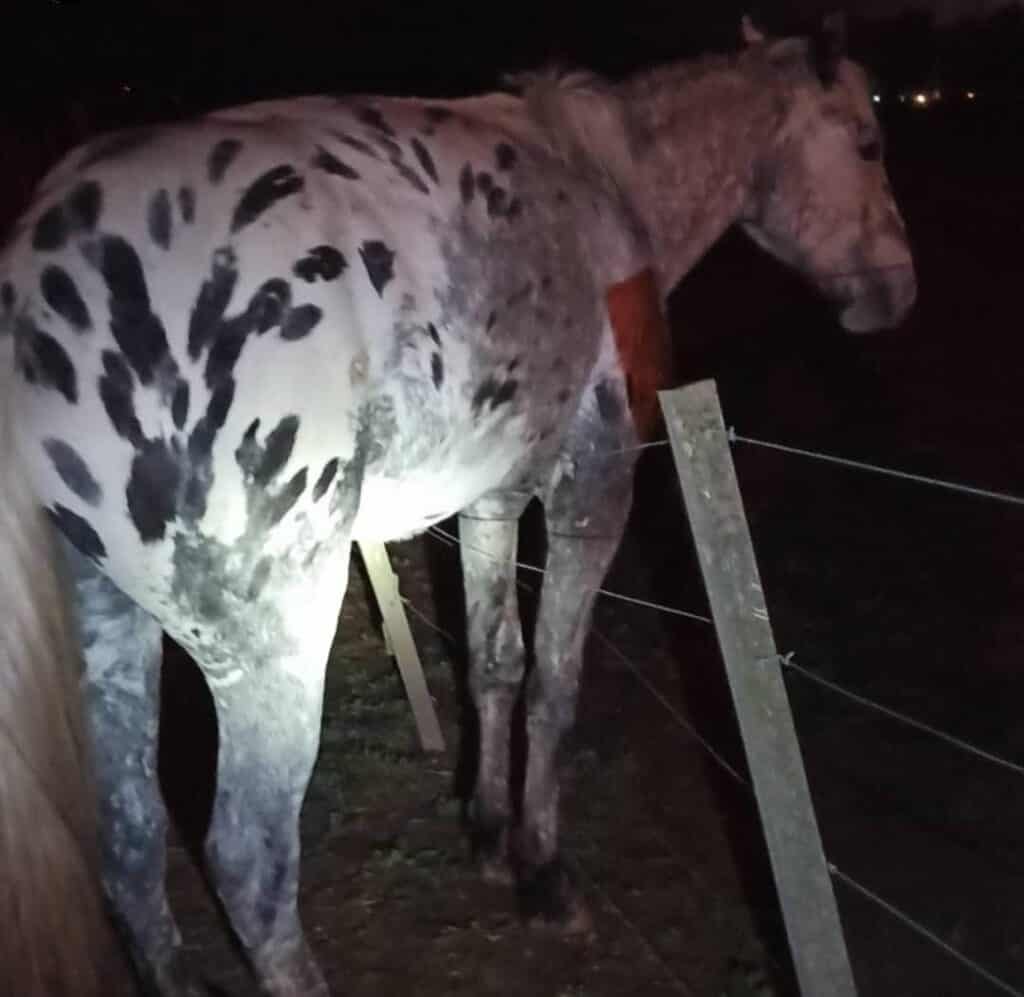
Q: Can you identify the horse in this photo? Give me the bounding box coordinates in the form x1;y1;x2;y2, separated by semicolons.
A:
0;13;915;996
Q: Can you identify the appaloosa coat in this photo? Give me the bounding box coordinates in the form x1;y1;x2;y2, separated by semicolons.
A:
0;16;914;997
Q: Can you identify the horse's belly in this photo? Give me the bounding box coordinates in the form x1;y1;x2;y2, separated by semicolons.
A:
352;432;533;541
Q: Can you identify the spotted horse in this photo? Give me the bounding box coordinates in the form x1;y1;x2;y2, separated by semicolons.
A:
0;13;915;997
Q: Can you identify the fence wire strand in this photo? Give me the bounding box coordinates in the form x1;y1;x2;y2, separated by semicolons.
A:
427;525;712;624
829;865;1024;997
729;430;1024;508
591;628;749;786
779;653;1024;780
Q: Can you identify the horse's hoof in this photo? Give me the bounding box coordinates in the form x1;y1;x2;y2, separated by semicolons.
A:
479;853;516;887
529;893;594;938
471;817;513;885
518;858;595;938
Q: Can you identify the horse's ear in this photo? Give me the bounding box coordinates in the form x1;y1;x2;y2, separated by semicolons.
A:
810;11;847;86
741;14;766;45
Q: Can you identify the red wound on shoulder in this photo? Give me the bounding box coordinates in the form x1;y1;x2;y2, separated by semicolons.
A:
604;267;670;438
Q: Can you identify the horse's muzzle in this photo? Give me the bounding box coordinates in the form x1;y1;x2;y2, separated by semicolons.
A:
838;261;917;333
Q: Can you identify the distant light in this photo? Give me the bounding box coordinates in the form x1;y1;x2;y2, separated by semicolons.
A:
967;90;977;100
913;92;928;106
872;93;882;104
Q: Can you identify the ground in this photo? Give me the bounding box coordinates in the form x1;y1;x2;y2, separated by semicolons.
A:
77;96;1024;996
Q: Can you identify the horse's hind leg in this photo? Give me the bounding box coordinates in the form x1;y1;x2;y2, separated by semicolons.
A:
458;497;529;881
57;538;198;996
195;548;351;997
519;401;638;930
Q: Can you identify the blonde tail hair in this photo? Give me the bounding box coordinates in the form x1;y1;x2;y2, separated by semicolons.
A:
0;337;108;995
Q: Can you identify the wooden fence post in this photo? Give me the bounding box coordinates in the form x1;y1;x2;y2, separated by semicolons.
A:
356;541;446;754
659;379;857;997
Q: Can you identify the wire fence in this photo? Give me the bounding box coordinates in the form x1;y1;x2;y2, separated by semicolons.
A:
389;425;1024;997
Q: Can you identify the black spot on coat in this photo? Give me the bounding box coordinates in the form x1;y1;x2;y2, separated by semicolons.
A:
594;380;622;423
43;438;101;505
1;281;14;311
487;187;508;218
208;138;243;183
263;468;307;529
91;235;170;384
32;180;102;251
330;131;378;159
178;186;196;223
410;138;438;183
172;380;190;429
148;189;173;249
356;105;395;136
33;204;69;251
359;240;395;297
431;352;444;389
16;317;77;402
183;380;235;521
427;322;441;346
235;416;307;531
67;181;103;232
472;376;518;414
312;146;360;180
246;279;292;334
40;266;91;331
280;304;322;341
188;248;239;359
293;245;347;283
230;165;304;234
238;414;299;488
127;439;182;542
99;350;143;445
312;458;339;502
495;142;517;170
459;164;475;204
49;504;106;560
248;557;274;600
392;158;429;195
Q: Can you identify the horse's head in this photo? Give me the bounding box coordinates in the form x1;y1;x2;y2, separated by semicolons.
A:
738;14;917;333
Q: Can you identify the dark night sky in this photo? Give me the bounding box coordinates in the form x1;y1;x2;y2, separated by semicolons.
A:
5;0;1021;126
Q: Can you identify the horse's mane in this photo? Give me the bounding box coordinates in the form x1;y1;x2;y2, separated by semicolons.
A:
503;49;745;103
500;49;751;190
500;65;639;196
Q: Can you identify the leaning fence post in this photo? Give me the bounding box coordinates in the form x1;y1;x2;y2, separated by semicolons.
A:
659;379;857;997
356;541;446;754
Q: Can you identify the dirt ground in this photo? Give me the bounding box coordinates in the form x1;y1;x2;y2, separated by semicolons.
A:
70;98;1024;997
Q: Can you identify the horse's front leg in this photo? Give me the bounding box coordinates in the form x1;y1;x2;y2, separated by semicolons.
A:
459;496;529;883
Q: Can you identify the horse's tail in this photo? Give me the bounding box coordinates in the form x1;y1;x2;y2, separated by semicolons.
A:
0;327;107;994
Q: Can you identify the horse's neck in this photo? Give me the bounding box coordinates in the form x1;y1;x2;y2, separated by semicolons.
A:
621;62;775;297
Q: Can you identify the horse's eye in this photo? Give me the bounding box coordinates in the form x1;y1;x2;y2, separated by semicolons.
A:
859;139;882;162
